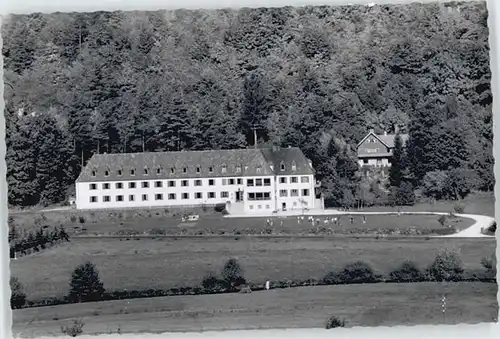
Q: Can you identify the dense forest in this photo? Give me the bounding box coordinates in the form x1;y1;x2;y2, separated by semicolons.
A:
2;1;493;208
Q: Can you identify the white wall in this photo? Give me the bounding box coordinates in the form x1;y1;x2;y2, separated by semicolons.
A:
77;176;244;210
76;174;319;213
275;174;315;211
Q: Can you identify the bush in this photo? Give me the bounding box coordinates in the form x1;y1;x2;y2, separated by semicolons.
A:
481;254;497;280
68;261;105;303
214;204;226;213
389;260;422;282
453;203;465;214
438;215;447;227
427;249;464;282
389;182;415;206
323;271;341;285
78;216;85;224
221;258;246;290
61;319;84;337
337;261;378;284
326;316;346;329
70;215;77;223
10;277;27;309
202;272;220;290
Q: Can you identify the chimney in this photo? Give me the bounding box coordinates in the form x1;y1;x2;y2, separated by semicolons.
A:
384;131;387;136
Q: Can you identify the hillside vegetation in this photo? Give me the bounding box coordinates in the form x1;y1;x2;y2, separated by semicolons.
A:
3;2;492;207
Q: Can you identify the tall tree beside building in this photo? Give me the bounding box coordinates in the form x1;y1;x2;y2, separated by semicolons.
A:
388;133;406;188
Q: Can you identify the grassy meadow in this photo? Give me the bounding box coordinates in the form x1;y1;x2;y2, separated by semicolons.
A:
10;236;496;301
12;281;498;337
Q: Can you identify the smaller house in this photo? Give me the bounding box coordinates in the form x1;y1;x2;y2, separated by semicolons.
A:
356;129;409;169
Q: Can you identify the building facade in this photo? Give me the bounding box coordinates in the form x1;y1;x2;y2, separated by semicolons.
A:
356;129;409;169
75;147;323;214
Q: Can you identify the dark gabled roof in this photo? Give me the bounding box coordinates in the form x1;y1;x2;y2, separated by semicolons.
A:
357;131;409;149
376;133;409;148
76;147;314;183
261;147;315;176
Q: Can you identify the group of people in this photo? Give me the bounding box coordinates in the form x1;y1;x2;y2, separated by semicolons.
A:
263;214;371;228
298;214;367;226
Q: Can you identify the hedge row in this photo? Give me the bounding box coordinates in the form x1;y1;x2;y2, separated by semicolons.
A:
106;226;458;237
16;251;496;310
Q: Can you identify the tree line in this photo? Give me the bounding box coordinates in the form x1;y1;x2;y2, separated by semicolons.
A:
3;2;493;208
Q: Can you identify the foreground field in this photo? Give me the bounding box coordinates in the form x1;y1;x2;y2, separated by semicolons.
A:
12;282;498;337
10;236;496;300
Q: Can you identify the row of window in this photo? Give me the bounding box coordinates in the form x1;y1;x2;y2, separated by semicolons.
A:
89;176;311;191
89;188;311;203
279;189;310;197
91;161;300;178
90;191;230;203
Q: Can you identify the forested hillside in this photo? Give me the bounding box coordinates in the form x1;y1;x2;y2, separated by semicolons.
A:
3;1;493;208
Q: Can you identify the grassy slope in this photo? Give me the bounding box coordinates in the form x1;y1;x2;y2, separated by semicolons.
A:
12;282;498;337
362;192;495;217
10;236;496;300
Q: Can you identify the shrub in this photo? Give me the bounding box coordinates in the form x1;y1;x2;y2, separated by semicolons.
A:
78;216;85;224
337;261;377;284
61;319;84;337
389;260;422;282
481;254;497;280
202;272;220;290
68;261;105;303
453;203;465;214
214;204;226;213
326;316;346;329
438;215;447;227
70;215;77;223
323;271;341;285
221;258;246;290
427;249;464;282
10;277;27;309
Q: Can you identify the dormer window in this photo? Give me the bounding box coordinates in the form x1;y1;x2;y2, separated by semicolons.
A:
156;167;162;175
236;165;241;173
130;168;136;176
221;164;227;174
256;165;262;173
196;166;201;173
104;168;110;177
280;162;285;171
183;167;187;173
291;161;297;171
91;170;97;177
209;166;213;173
117;169;123;176
144;167;149;175
170;167;175;174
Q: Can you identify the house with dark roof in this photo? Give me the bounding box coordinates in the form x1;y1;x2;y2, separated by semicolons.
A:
75;146;324;214
356;129;409;169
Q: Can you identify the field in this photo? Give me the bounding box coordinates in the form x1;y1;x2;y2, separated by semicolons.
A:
362;192;495;217
10;210;474;237
12;282;498;337
10;236;496;301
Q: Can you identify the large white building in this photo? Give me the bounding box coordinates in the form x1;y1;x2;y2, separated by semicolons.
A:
75;147;324;214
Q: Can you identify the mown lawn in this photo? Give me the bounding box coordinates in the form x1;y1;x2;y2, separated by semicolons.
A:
10;236;496;301
361;192;495;217
10;211;474;236
12;281;498;337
